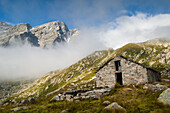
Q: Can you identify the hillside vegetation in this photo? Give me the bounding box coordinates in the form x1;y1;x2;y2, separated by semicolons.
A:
0;38;169;112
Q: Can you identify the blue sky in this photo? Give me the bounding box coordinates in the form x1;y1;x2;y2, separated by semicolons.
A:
0;0;170;29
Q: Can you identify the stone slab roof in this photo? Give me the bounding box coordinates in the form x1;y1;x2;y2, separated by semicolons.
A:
96;55;160;73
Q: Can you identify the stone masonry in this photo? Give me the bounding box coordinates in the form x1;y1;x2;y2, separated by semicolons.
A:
51;88;111;102
96;56;161;88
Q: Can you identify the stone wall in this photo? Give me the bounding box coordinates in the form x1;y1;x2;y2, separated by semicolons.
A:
147;69;161;82
121;58;148;85
51;89;111;102
96;56;149;88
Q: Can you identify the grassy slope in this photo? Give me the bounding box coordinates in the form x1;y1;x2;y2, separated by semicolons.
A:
0;76;169;113
1;39;169;112
11;49;114;99
13;39;169;99
114;42;170;73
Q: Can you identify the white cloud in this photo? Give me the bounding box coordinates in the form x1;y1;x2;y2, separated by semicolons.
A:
100;13;170;48
0;29;104;80
0;13;170;80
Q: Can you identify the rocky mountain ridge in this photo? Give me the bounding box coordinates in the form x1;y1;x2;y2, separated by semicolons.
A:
0;21;79;48
0;22;12;35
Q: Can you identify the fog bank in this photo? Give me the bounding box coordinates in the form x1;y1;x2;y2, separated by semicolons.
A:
0;13;170;80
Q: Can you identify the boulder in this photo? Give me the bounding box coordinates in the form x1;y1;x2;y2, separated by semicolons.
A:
28;97;35;103
103;100;110;105
104;102;126;111
51;88;111;102
143;84;168;92
158;88;170;105
51;95;60;102
61;109;70;113
11;106;30;111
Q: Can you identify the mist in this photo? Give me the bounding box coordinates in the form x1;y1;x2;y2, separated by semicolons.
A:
0;13;170;80
0;28;105;80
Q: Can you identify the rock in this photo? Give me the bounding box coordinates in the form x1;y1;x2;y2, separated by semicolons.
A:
103;100;110;105
51;95;60;102
30;21;69;48
66;95;73;101
20;99;29;105
0;21;79;48
51;88;111;102
143;84;168;92
158;88;170;105
104;102;126;111
28;97;35;103
61;109;70;113
161;79;170;82
0;23;39;47
11;106;30;111
0;22;12;35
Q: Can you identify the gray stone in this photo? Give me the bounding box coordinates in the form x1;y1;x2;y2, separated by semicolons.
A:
0;23;39;47
61;109;69;113
143;84;168;92
11;106;30;111
28;97;35;103
161;79;170;82
0;21;79;48
51;88;111;102
103;100;110;105
105;102;126;111
51;95;60;101
158;88;170;105
96;56;161;88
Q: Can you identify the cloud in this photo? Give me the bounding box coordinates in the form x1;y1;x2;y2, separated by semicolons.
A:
100;13;170;48
0;13;170;81
0;29;104;80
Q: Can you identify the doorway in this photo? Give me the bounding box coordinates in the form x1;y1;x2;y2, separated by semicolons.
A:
115;73;123;85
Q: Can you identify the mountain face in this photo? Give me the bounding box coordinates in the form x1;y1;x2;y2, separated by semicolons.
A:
30;21;69;48
0;21;79;48
0;22;12;35
8;38;169;100
0;23;39;47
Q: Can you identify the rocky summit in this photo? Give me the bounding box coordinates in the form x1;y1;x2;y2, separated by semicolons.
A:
0;21;79;48
0;22;12;35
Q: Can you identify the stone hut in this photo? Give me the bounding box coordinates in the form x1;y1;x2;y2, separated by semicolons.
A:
96;56;161;88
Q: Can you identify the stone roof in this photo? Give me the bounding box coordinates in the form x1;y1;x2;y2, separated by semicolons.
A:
96;55;160;73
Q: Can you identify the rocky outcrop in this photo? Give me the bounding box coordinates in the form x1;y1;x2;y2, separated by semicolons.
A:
51;88;111;102
103;100;111;105
0;23;39;47
143;84;168;92
30;21;70;48
104;102;126;112
0;22;12;35
11;106;31;111
68;28;79;42
0;21;79;48
158;88;170;105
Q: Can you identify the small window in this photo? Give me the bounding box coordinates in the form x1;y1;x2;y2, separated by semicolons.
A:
115;60;121;71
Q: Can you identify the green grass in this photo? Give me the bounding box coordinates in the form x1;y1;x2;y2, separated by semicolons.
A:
1;77;169;113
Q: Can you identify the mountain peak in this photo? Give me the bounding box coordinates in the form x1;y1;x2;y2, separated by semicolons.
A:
0;22;13;35
30;21;70;48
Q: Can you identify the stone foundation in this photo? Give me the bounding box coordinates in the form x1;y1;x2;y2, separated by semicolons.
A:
51;88;111;102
